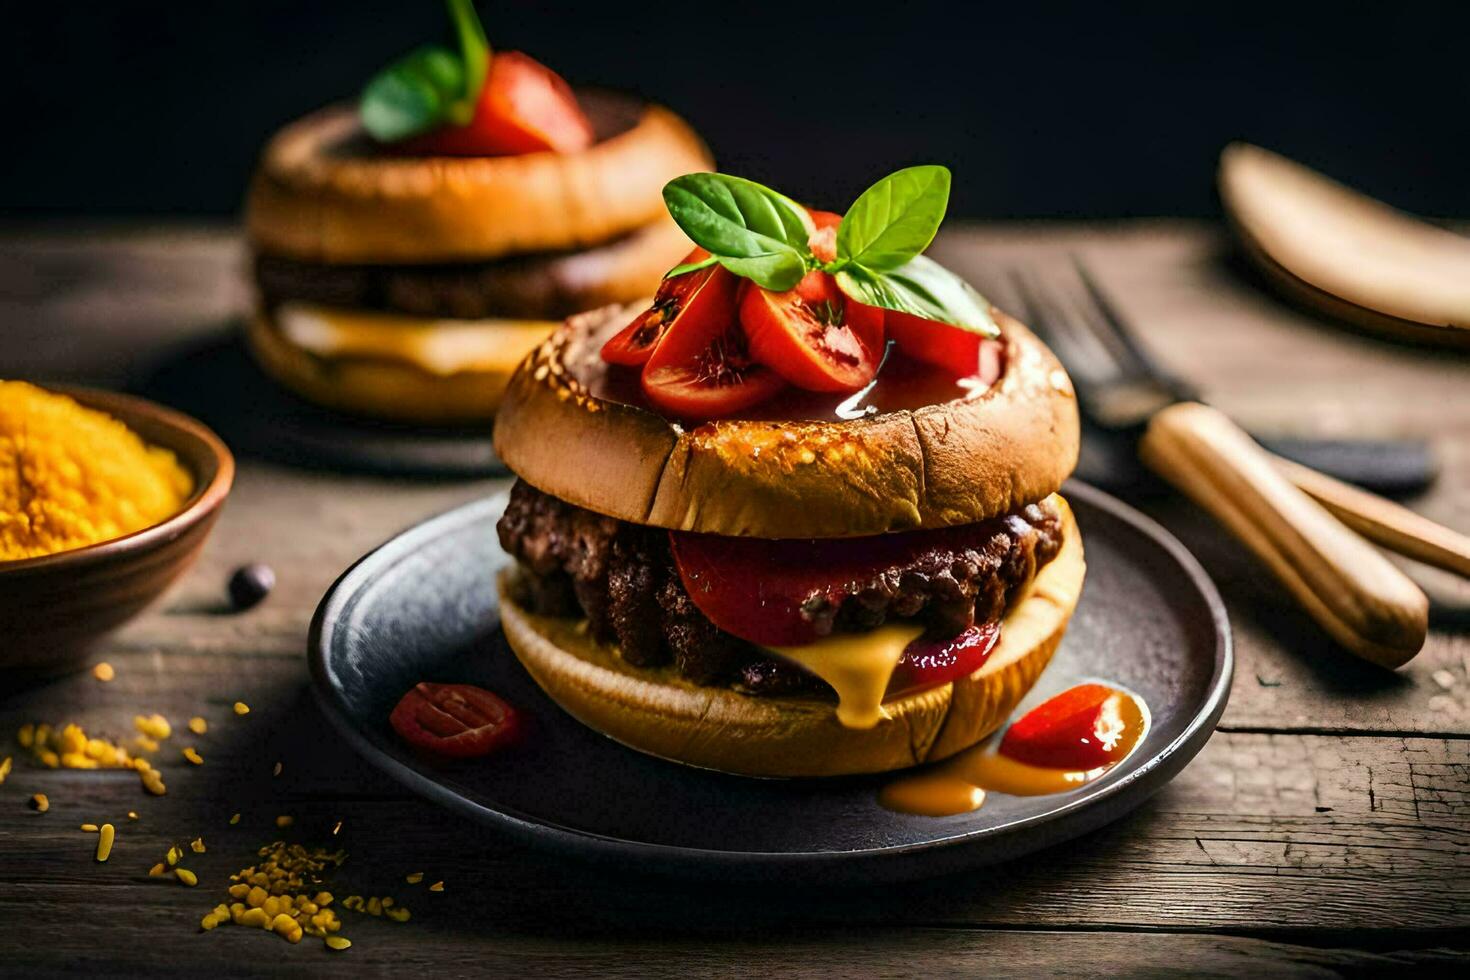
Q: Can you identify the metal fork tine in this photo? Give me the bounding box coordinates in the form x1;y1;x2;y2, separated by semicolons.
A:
1069;259;1167;380
1070;258;1198;400
1010;267;1123;385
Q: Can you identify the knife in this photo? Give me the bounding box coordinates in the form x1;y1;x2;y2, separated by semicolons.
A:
1008;261;1440;667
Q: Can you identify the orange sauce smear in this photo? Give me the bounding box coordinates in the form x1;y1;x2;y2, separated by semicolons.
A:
879;685;1150;817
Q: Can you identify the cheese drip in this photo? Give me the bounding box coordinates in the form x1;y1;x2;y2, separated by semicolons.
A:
276;302;556;377
768;623;923;730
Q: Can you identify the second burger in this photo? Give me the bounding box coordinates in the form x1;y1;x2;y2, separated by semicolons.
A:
244;0;711;423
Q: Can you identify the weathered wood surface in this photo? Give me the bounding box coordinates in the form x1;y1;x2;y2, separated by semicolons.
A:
1;224;1467;976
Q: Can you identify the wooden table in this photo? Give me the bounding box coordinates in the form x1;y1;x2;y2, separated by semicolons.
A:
2;224;1466;977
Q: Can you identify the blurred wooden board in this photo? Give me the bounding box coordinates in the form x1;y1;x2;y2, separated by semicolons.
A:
1;223;1466;974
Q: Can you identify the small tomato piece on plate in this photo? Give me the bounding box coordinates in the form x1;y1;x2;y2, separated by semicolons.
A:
405;51;594;157
999;683;1143;771
389;682;521;759
640;274;786;418
602;249;718;366
741;270;885;392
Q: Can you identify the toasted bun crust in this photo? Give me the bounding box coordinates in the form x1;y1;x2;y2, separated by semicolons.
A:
246;91;713;264
494;305;1080;538
244;310;534;424
498;495;1084;777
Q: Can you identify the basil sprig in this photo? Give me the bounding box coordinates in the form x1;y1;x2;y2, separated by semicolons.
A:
661;174;815;292
360;0;489;143
662;166;998;337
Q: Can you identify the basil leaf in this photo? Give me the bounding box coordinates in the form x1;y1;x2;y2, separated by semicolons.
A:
359;0;490;141
836;165;951;272
444;0;489;126
664;254;719;278
836;256;999;337
662;173;814;290
715;251;808;292
360;46;465;142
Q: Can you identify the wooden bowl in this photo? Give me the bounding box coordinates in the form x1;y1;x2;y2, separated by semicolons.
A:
0;387;234;674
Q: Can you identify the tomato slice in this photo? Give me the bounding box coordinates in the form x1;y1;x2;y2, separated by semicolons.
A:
999;684;1145;771
602;249;719;366
882;309;1007;380
640;276;785;419
741;270;885;393
389;682;521;759
405;51;594;157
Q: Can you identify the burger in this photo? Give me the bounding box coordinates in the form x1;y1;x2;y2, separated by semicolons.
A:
493;165;1084;777
242;0;710;424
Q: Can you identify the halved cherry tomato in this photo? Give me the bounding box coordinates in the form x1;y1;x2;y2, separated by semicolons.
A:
641;275;785;419
602;249;719;366
882;310;1005;379
405;51;594;157
741;270;885;392
999;683;1144;771
389;682;521;759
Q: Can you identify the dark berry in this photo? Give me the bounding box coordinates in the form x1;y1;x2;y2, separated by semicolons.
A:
228;563;276;610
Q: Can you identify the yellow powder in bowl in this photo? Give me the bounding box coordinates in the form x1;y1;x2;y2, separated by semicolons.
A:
0;382;194;561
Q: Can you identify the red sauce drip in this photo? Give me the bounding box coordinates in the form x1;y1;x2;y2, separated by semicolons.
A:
999;684;1147;772
887;623;1000;698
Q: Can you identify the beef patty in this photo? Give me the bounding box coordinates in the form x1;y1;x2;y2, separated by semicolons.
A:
255;223;669;322
496;480;1065;697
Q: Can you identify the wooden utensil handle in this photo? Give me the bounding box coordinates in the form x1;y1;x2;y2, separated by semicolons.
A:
1139;402;1427;668
1272;454;1470;580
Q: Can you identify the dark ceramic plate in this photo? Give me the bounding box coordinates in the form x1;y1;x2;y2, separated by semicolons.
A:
141;333;504;477
309;481;1230;883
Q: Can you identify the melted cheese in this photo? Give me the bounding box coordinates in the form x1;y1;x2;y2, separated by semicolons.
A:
276;302;557;377
768;623;923;730
878;688;1151;817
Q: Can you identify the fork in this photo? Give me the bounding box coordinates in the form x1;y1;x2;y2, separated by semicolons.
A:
1003;260;1470;667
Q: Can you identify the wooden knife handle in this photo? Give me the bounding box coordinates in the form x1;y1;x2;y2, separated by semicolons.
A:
1272;454;1470;580
1139;402;1428;668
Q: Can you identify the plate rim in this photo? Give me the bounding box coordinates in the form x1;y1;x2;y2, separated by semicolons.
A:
308;480;1232;879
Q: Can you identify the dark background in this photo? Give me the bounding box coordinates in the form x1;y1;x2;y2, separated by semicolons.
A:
8;1;1470;220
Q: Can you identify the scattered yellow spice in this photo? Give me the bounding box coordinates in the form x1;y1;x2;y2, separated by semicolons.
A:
17;724;34;749
275;815;293;829
29;793;49;812
128;811;138;821
233;702;250;716
80;823;99;832
148;862;167;877
272;761;282;777
134;714;171;740
191;837;206;853
92;662;115;682
96;823;116;862
183;747;203;765
428;881;444;893
175;868;199;887
188;717;207;735
204;841;351;947
0;382;193;561
0;756;11;784
325;936;352;951
229;813;241;825
405;872;424;885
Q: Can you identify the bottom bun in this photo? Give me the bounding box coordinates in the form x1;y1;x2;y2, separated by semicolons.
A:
245;307;557;425
497;495;1086;777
